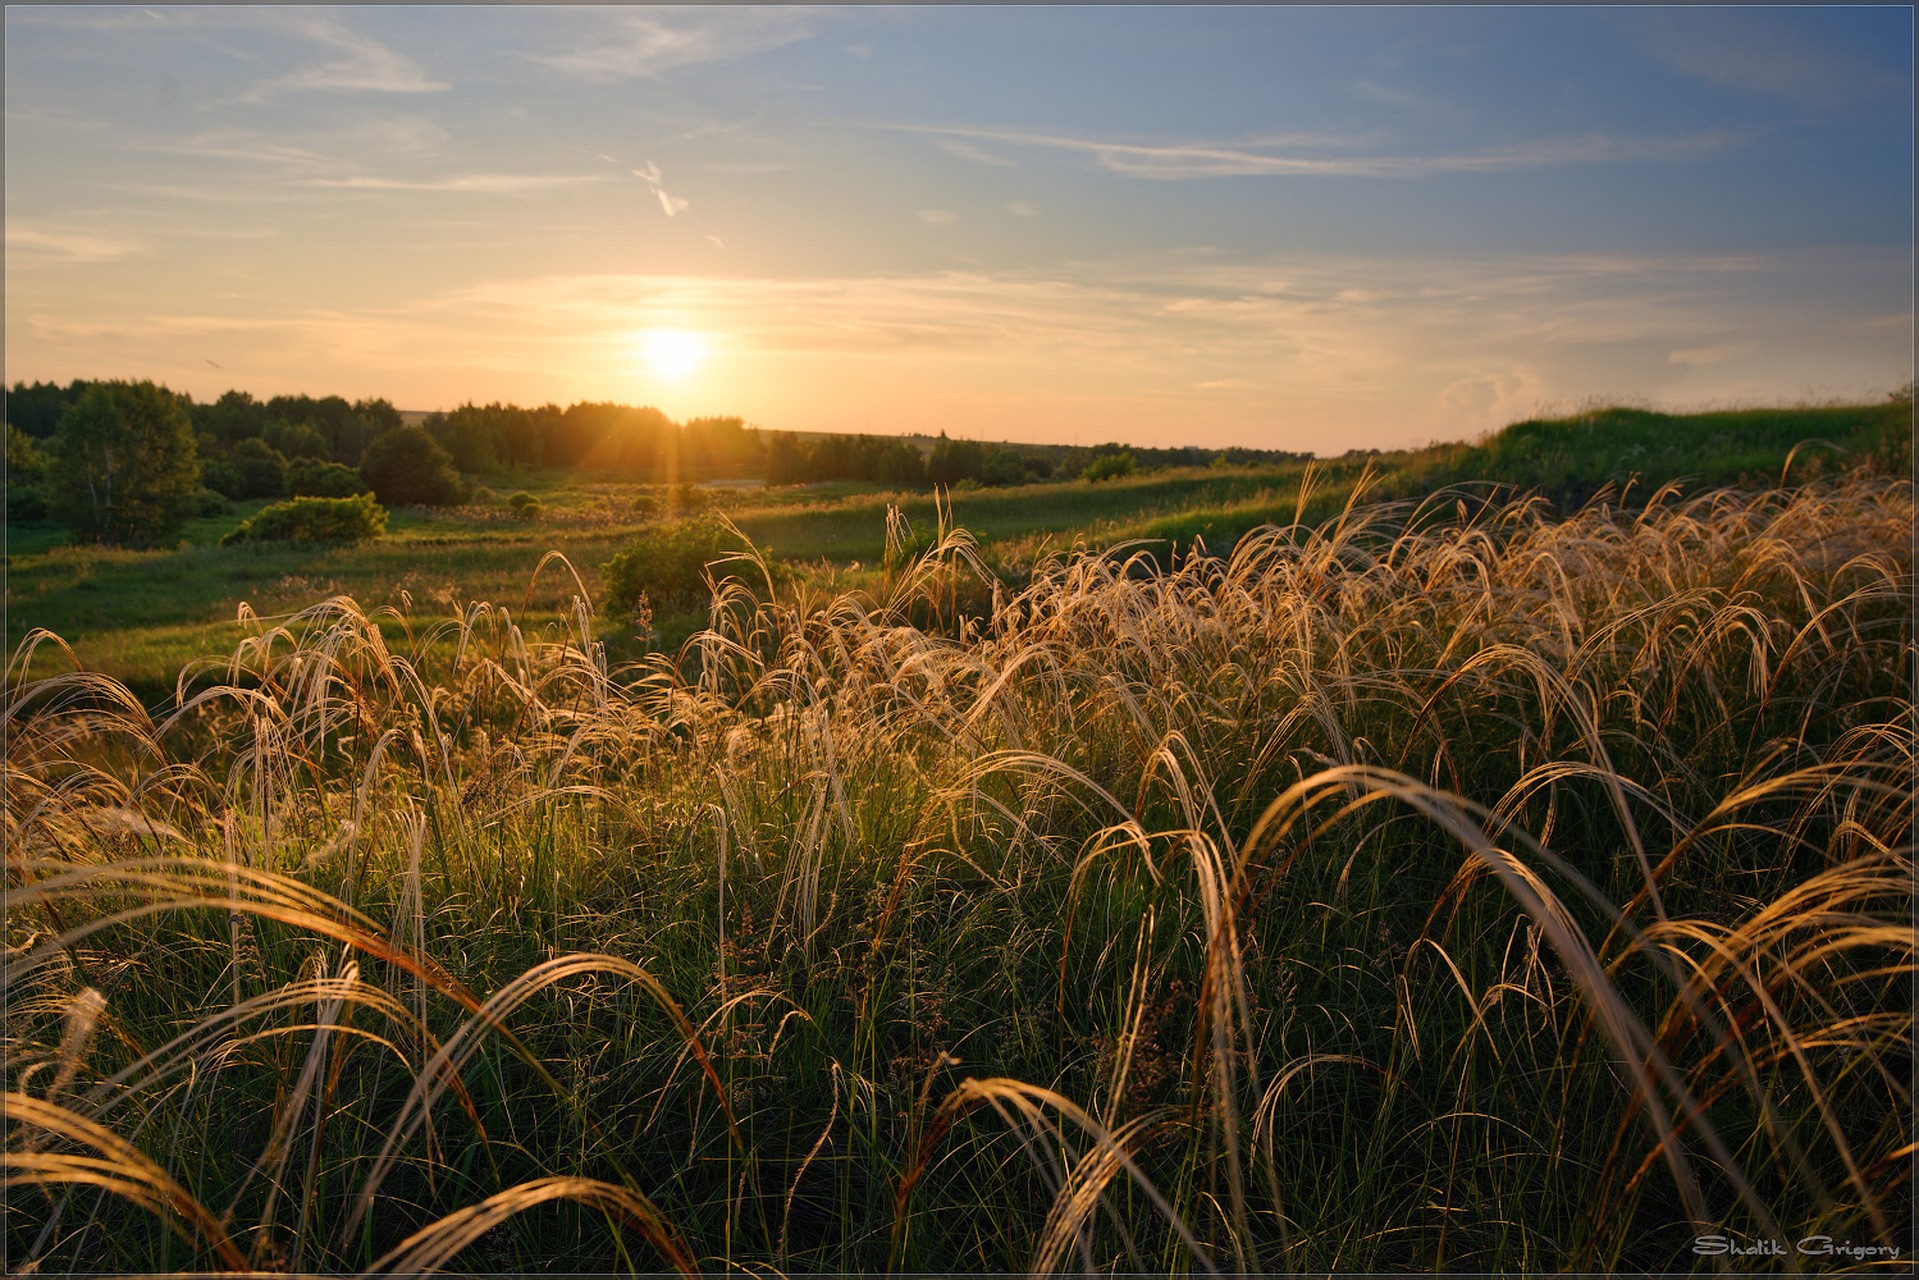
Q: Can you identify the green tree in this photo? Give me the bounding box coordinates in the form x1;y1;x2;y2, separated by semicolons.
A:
218;437;290;499
287;456;370;497
193;389;267;446
358;424;464;506
927;433;985;486
6;423;51;521
49;380;200;545
1080;451;1137;483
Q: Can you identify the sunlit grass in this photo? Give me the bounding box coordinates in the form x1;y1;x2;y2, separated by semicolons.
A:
5;467;1911;1273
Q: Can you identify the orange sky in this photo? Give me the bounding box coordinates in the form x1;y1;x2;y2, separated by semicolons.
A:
6;7;1911;450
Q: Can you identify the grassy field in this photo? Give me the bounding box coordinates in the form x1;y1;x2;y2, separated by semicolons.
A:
10;396;1908;703
4;400;1914;1273
6;463;1348;700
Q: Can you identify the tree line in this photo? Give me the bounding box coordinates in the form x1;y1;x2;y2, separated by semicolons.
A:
6;378;1313;546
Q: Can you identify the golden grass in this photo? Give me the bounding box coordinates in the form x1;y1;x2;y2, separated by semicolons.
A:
5;471;1910;1273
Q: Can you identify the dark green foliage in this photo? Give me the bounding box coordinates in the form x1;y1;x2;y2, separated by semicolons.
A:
359;425;465;506
220;493;387;546
194;488;233;517
192;389;268;446
48;380;200;545
927;433;986;486
287;456;370;498
768;430;927;487
1080;450;1137;482
507;490;543;520
601;511;758;618
4;378;88;438
6;423;51;521
979;446;1030;486
265;394;370;466
204;437;289;500
353;396;404;438
263;418;331;462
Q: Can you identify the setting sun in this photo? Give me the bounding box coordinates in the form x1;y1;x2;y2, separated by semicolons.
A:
638;328;707;380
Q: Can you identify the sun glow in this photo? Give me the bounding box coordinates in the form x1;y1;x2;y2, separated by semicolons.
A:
638;328;707;380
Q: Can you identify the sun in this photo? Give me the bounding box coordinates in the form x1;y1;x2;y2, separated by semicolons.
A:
638;328;707;380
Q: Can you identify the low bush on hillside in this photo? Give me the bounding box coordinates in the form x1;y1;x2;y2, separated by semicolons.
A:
600;510;766;619
219;493;387;546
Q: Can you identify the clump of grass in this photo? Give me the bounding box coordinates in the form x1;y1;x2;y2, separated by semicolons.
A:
5;469;1910;1273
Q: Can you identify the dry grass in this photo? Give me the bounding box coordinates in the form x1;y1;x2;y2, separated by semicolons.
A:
5;471;1911;1273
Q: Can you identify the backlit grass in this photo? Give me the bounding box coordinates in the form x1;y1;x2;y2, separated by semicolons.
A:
5;468;1911;1273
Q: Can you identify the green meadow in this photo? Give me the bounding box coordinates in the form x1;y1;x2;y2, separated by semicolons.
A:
9;398;1908;701
5;398;1913;1273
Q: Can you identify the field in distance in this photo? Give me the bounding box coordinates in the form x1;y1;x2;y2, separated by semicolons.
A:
6;396;1910;701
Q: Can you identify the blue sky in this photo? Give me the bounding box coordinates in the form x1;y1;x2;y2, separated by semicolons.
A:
5;5;1911;450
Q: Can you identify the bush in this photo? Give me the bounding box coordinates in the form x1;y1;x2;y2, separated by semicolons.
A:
507;491;543;520
287;457;369;498
1081;451;1137;483
601;512;760;619
194;488;233;517
359;425;464;506
220;494;387;546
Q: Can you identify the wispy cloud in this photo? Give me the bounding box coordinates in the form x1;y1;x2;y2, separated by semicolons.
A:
901;123;1742;179
1349;79;1475;125
1635;10;1907;108
918;209;959;229
185;10;450;104
142;114;449;175
233;11;447;101
6;222;145;263
574;151;694;218
304;173;610;195
632;161;690;217
940;138;1016;167
3;102;111;131
535;8;825;81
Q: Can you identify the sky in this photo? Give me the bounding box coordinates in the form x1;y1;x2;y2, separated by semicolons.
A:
5;5;1912;452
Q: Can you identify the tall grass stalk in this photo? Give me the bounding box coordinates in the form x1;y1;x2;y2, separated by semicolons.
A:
5;472;1910;1273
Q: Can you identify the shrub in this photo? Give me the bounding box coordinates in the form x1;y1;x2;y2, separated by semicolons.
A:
1081;451;1137;482
601;511;760;619
287;457;370;498
507;491;543;520
220;493;387;546
194;488;233;517
359;425;464;506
